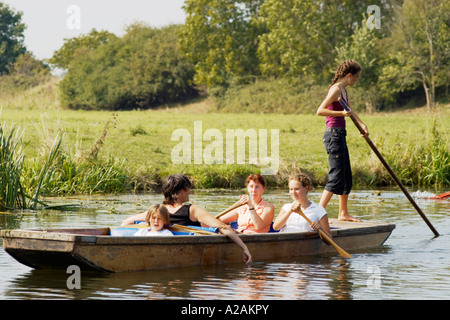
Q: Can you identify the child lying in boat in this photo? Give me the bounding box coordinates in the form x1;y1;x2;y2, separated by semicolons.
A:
134;204;174;237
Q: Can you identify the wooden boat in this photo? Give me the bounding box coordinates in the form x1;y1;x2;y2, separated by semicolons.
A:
1;219;395;273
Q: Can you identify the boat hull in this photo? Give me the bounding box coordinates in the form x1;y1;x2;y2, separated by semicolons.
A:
1;220;395;272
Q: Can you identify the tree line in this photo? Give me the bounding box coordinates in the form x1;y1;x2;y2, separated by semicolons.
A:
1;0;448;111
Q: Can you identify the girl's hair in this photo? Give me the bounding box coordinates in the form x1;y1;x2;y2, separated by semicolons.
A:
146;204;171;228
289;173;313;190
331;59;361;87
245;174;266;188
162;174;192;205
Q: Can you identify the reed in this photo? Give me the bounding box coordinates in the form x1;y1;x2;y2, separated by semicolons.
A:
21;117;128;196
0;121;63;210
0;123;26;210
369;120;449;188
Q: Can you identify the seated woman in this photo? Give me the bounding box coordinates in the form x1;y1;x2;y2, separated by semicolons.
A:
133;204;174;237
218;174;274;234
273;173;332;244
122;174;252;264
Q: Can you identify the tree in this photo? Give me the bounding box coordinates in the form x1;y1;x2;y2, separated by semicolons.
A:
48;29;117;70
0;2;27;74
257;0;396;83
179;0;265;88
10;52;50;77
59;24;196;110
380;0;449;110
335;15;381;112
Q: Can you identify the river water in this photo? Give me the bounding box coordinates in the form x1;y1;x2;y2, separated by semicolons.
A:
1;188;449;301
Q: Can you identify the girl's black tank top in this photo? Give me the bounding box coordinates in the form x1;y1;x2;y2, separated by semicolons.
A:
169;204;201;226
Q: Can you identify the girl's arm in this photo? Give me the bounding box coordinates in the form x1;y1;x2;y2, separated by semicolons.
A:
249;204;274;230
218;209;239;224
218;226;252;264
191;204;252;264
349;111;369;137
316;86;349;117
310;215;332;245
272;208;292;231
121;211;147;226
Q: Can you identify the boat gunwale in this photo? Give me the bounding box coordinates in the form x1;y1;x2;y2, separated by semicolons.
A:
1;220;396;246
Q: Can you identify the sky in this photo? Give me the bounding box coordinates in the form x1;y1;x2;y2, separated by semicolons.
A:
2;0;187;60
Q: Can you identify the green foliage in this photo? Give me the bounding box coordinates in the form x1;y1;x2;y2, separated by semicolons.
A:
59;24;196;110
0;2;27;75
179;0;265;87
335;15;381;111
0;121;64;210
0;53;52;99
379;121;449;188
379;0;450;110
48;29;117;70
0;123;25;210
178;0;447;111
254;0;388;82
213;78;372;114
22;153;128;196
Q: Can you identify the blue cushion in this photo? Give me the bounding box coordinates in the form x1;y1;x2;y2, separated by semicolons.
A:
229;220;279;233
110;227;139;236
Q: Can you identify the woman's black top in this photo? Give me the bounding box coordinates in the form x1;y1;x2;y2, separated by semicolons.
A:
169;204;201;226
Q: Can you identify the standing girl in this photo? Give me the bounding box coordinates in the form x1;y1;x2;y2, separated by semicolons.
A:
316;60;368;222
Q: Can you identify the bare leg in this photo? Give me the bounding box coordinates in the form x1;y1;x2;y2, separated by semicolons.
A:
319;190;334;208
338;194;362;222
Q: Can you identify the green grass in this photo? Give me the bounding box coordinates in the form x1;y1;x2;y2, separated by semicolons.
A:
1;102;448;194
1;76;448;195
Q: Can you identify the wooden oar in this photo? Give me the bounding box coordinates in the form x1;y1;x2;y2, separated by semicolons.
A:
215;200;245;219
294;207;353;258
169;224;218;235
338;97;439;237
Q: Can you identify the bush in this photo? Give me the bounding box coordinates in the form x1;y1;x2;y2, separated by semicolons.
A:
59;24;197;110
213;78;370;114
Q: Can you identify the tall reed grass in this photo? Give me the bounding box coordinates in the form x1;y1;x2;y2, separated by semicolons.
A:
0;123;26;210
1;113;128;211
21;115;128;197
366;120;449;188
0;121;63;210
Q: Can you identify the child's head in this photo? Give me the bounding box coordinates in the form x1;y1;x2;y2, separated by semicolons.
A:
332;60;361;85
145;204;170;231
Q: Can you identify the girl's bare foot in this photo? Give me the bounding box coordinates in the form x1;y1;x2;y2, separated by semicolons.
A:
338;213;362;222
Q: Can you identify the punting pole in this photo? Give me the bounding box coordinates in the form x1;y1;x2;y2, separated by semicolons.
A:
338;97;439;237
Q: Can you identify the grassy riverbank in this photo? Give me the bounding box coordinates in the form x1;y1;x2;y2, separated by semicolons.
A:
1;96;448;196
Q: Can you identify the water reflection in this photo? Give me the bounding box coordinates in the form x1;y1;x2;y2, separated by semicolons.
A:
4;258;356;300
1;189;449;300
